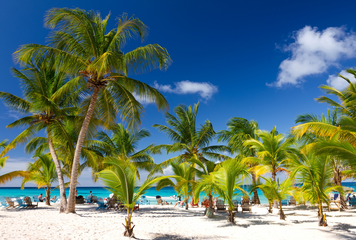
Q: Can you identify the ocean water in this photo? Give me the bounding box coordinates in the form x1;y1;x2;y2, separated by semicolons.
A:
1;182;355;205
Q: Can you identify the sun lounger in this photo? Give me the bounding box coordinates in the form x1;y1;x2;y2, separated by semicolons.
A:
24;197;38;208
215;199;226;212
201;198;210;208
5;197;17;209
288;196;296;205
329;200;341;211
33;195;40;203
95;198;107;210
241;202;252;213
16;198;28;209
281;200;288;206
190;198;199;208
0;198;9;209
107;196;118;210
232;200;239;211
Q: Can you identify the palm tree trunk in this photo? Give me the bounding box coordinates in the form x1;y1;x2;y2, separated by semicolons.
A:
66;87;100;213
268;201;273;213
185;198;188;210
272;171;278;208
278;201;285;220
48;137;67;213
123;208;135;237
228;209;235;224
46;186;51;206
251;173;260;204
318;204;327;226
333;168;347;209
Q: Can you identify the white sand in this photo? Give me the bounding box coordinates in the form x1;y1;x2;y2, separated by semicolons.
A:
1;203;356;240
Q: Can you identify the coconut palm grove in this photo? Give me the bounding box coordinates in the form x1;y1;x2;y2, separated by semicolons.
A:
1;2;356;239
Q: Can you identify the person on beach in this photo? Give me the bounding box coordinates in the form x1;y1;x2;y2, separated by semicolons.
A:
90;191;93;202
38;193;44;202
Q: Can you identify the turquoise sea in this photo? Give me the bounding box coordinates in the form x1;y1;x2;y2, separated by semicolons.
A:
1;182;355;204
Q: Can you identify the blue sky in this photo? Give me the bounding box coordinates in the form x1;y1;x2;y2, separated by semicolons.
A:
2;0;356;186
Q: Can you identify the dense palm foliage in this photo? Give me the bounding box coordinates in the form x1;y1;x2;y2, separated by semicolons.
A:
217;118;261;204
98;159;164;237
21;154;58;205
14;7;172;213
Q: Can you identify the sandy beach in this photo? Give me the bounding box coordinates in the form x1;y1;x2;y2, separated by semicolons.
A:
1;203;356;240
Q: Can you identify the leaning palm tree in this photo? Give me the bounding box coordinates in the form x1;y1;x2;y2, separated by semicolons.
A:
21;153;58;205
290;152;342;226
156;161;195;210
98;160;164;237
203;158;249;223
90;123;155;177
0;58;79;212
251;177;294;220
217;117;261;204
15;8;172;213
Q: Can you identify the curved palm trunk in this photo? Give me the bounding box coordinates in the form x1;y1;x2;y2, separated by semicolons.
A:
228;208;235;224
123;208;135;237
48;137;67;213
318;204;327;226
45;186;51;206
278;200;286;220
66;87;100;213
185;198;189;210
272;171;278;208
333;168;347;209
251;173;260;204
268;201;273;213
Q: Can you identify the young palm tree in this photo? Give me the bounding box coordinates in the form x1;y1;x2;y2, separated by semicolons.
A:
21;154;58;205
290;152;342;226
98;160;164;237
202;158;249;223
217;117;261;204
90;123;155;177
251;177;294;220
152;103;228;178
0;58;79;212
15;8;172;213
156;161;195;210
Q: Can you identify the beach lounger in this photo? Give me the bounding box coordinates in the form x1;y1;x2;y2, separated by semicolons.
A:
16;198;28;209
201;198;210;208
5;197;17;209
241;202;252;213
107;196;118;210
95;198;107;210
281;200;288;206
0;198;9;209
215;199;226;212
139;196;150;205
190;198;199;208
288;196;296;205
232;200;239;211
349;196;356;207
85;195;92;204
24;197;38;208
329;200;341;211
33;195;40;203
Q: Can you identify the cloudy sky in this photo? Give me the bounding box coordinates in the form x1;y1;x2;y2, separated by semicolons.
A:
1;0;356;186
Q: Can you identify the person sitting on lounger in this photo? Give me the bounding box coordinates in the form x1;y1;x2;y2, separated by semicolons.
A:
38;193;44;202
50;195;57;202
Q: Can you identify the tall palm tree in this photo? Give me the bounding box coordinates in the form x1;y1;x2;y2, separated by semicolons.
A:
90;123;155;177
217;117;261;204
21;153;58;206
0;58;79;212
244;126;296;182
156;161;195;210
15;8;172;213
152;103;228;176
98;160;164;237
290;152;342;226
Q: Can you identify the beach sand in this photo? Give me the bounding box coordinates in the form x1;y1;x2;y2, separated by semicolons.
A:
1;203;356;239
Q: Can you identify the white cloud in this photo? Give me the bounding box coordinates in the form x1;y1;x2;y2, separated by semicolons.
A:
271;26;356;87
163;165;173;175
327;70;356;90
153;80;218;101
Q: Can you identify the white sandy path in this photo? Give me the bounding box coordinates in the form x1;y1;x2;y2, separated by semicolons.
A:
1;203;356;240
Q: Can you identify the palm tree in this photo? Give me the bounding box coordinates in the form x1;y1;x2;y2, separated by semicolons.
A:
251;177;294;220
15;8;172;213
21;153;58;205
0;58;78;212
290;152;342;226
217;117;261;204
156;161;195;210
98;160;164;237
244;126;296;182
90;123;155;177
152;103;228;175
202;158;249;224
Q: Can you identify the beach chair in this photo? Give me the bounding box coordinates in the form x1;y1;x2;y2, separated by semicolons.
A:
92;196;98;203
5;197;17;209
133;202;139;211
281;200;288;206
33;195;40;203
190;197;199;208
0;198;9;209
349;196;356;207
241;202;252;213
16;198;28;209
215;199;226;212
107;197;118;210
328;200;341;211
288;196;296;205
139;196;150;205
85;195;92;204
201;198;210;208
50;195;57;202
232;200;239;211
95;198;107;210
24;197;38;208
